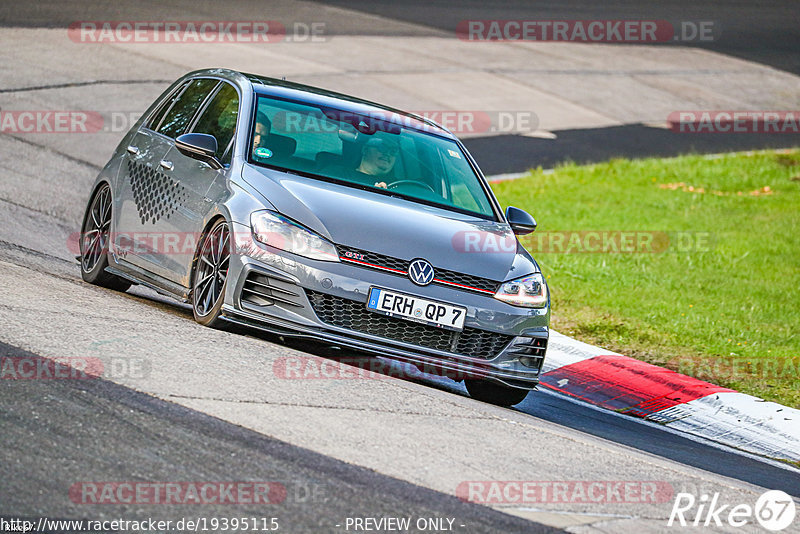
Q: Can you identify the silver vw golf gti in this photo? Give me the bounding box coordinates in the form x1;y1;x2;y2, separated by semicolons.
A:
80;68;549;406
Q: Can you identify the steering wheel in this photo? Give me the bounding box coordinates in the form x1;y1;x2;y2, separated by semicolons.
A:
387;180;435;193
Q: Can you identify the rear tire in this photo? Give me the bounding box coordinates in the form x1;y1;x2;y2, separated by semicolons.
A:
80;183;131;291
465;379;530;407
191;218;231;328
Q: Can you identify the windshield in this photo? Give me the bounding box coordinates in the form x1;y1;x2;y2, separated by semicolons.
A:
249;94;496;218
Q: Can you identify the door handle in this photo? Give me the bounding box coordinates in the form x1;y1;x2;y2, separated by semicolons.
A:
127;145;139;155
159;160;174;171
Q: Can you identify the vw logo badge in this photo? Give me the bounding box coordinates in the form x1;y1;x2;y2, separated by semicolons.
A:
408;258;435;286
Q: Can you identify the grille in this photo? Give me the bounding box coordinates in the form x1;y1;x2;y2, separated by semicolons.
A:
335;244;500;294
240;271;303;308
509;336;547;357
307;290;513;359
434;266;499;292
337;244;407;272
506;336;547;371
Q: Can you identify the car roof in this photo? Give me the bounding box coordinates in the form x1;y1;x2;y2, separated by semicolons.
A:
242;71;454;138
183;68;455;138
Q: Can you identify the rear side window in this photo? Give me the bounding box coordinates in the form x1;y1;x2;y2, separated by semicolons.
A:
157;78;219;139
147;82;188;131
190;83;239;165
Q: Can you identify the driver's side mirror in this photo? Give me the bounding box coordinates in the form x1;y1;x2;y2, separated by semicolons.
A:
506;206;537;235
176;133;223;170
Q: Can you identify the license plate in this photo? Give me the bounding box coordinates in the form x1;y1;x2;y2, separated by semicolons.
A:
366;287;466;331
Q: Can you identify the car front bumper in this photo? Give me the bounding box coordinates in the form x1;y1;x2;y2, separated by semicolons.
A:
223;225;550;389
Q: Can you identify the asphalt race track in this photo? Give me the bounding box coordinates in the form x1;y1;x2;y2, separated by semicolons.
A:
1;2;799;533
0;341;555;533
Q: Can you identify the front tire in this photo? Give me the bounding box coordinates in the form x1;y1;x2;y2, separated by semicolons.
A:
80;183;131;291
464;379;530;407
191;218;231;328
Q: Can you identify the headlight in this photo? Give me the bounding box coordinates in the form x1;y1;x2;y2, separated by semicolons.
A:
250;211;339;262
494;273;548;308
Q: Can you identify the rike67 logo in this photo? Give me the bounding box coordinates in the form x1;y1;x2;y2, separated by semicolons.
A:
668;490;796;531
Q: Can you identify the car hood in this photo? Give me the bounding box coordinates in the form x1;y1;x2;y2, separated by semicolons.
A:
241;165;538;281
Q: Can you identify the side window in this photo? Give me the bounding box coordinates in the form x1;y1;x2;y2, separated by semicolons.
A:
190;83;239;165
157;78;219;139
147;82;189;131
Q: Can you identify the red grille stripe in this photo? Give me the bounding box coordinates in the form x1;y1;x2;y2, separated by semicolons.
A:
340;257;496;295
433;278;495;295
340;257;407;274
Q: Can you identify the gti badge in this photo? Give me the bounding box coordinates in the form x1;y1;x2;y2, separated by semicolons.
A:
344;251;365;261
408;258;435;286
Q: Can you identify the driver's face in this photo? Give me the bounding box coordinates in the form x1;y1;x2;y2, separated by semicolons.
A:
362;145;397;175
253;124;269;149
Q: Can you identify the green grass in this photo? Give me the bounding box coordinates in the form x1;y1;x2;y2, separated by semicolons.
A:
491;149;800;408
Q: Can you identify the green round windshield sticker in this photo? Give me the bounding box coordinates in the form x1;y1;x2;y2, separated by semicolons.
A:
254;147;273;159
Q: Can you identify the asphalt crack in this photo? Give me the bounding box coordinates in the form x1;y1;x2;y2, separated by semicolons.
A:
0;79;171;94
0;195;76;225
167;394;497;418
1;134;100;170
0;239;74;265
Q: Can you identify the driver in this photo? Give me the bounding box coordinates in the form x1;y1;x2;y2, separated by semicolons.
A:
252;112;272;150
355;136;399;189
